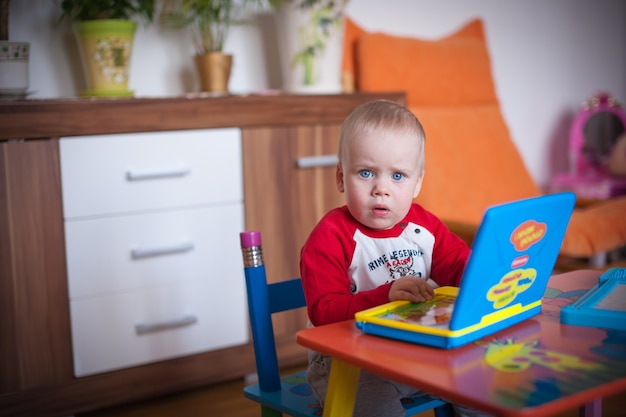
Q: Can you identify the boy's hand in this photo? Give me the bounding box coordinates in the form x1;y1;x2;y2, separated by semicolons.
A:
389;277;434;303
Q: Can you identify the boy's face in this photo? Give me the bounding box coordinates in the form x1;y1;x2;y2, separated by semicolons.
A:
337;127;424;230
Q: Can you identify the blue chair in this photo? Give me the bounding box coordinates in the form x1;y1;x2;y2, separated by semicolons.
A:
240;230;454;417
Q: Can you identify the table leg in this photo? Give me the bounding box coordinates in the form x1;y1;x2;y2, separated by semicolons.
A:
579;398;602;417
323;359;361;417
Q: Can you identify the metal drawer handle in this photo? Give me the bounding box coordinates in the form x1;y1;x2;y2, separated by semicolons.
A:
126;167;191;181
131;241;194;259
296;154;338;169
135;315;198;335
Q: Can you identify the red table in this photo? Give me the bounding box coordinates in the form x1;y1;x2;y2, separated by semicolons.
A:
296;270;626;417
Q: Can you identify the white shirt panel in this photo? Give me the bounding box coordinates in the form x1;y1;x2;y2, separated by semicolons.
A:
348;222;435;293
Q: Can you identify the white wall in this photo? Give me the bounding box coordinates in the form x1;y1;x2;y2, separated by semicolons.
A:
10;0;626;188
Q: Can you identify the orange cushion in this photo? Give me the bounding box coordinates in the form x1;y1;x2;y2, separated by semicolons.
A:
561;196;626;257
343;17;498;107
412;104;542;223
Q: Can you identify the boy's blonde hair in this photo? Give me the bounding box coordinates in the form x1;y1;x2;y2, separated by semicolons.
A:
338;100;426;173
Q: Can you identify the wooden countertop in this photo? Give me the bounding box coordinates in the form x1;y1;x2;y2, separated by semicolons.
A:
0;92;406;140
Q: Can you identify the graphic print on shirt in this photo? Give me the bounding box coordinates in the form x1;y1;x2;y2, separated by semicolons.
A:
388;250;421;280
349;225;435;293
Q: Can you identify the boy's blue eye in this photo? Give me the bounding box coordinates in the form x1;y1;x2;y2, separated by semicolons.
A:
359;170;372;179
392;172;404;181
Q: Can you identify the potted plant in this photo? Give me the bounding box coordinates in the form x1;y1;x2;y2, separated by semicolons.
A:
60;0;155;97
0;0;30;97
160;0;265;94
269;0;347;93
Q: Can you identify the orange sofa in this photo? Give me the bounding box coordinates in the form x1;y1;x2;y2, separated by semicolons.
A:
342;17;626;269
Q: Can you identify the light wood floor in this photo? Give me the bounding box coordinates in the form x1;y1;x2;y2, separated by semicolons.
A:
78;365;625;417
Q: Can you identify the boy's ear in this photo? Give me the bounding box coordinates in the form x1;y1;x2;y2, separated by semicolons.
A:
336;165;345;193
413;171;424;198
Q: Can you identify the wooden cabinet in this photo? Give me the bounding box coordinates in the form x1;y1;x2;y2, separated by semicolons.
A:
0;93;405;417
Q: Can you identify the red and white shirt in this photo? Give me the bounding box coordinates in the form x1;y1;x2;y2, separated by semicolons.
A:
300;204;470;326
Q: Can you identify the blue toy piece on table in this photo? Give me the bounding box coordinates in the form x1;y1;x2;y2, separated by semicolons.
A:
561;268;626;330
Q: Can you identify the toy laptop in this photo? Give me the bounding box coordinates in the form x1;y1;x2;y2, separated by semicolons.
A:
355;192;576;349
561;267;626;331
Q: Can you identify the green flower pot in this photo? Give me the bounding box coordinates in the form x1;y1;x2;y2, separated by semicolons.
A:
73;20;137;97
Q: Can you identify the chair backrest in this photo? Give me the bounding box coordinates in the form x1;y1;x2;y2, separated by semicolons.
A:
240;230;306;392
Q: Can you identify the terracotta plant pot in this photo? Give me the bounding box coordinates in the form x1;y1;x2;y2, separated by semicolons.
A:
73;19;137;97
195;52;232;94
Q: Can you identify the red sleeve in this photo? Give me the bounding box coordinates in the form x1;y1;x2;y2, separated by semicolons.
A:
300;210;392;326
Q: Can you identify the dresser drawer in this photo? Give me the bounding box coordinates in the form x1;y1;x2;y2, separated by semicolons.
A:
65;203;244;299
60;128;242;219
69;279;248;377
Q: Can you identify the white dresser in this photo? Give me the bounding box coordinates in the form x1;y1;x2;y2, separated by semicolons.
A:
59;128;248;377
